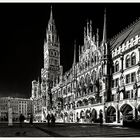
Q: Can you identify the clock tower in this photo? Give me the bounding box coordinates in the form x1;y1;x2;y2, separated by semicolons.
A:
41;6;61;112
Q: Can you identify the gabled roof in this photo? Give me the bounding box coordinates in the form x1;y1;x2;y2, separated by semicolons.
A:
109;18;140;50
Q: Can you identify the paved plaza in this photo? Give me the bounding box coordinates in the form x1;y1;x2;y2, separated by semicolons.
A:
0;122;140;137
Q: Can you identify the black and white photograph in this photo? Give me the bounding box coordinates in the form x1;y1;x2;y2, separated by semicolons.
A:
1;2;140;137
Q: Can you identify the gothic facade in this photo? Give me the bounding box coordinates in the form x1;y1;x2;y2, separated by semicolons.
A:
31;7;140;124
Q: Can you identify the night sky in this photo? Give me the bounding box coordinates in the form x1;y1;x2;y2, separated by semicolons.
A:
0;3;139;98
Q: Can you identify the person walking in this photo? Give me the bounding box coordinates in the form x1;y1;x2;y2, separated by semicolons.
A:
99;109;103;126
30;114;33;126
19;114;25;127
51;113;56;127
46;113;51;127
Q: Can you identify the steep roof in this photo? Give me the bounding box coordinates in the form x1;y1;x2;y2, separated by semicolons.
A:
109;18;140;50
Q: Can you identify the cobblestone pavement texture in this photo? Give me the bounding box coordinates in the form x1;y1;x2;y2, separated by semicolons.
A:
35;123;140;137
0;122;140;137
0;123;50;137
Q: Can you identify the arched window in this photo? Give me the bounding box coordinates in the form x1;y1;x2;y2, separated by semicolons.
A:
91;57;94;64
99;68;102;79
131;52;136;66
95;55;96;64
85;74;90;85
115;61;119;72
91;70;96;82
126;55;130;68
80;77;85;87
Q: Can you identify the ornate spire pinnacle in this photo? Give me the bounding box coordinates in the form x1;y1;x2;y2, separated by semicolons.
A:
90;20;92;38
79;45;81;61
73;40;76;66
50;5;53;22
96;28;99;47
87;20;89;36
84;26;86;38
102;9;107;44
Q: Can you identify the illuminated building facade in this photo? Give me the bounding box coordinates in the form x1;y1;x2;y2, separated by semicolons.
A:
32;7;140;124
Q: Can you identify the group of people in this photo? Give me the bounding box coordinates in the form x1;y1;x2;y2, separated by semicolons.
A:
76;109;103;126
19;111;102;127
46;113;56;127
19;114;33;127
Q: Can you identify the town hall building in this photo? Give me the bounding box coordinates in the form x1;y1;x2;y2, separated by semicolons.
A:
31;6;140;124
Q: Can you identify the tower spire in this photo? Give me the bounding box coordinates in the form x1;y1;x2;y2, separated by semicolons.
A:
73;40;76;66
96;28;99;47
102;9;107;44
50;5;53;22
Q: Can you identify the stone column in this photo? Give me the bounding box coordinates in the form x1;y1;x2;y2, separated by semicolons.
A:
133;83;138;120
103;99;107;123
116;102;120;123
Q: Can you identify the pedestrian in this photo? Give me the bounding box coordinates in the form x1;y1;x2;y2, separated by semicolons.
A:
19;114;25;127
99;109;103;126
30;114;33;126
51;113;56;127
77;116;79;123
46;113;51;127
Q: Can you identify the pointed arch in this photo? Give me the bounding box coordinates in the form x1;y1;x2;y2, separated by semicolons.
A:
91;108;97;122
91;70;96;83
120;104;133;120
106;106;116;123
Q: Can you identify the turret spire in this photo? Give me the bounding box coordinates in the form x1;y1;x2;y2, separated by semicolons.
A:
87;20;89;36
96;28;99;47
102;9;107;44
79;45;81;62
90;20;92;38
73;40;76;66
50;5;53;22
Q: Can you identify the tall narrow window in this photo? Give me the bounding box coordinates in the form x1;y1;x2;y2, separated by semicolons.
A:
91;70;96;83
126;55;130;68
115;61;119;72
99;68;102;79
131;52;136;66
115;78;119;87
131;72;136;82
126;74;130;84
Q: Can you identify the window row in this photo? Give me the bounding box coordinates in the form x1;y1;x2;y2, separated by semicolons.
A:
126;72;136;84
113;52;136;73
112;72;136;88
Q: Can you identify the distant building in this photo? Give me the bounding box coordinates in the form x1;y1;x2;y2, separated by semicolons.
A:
0;97;32;121
32;6;140;124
